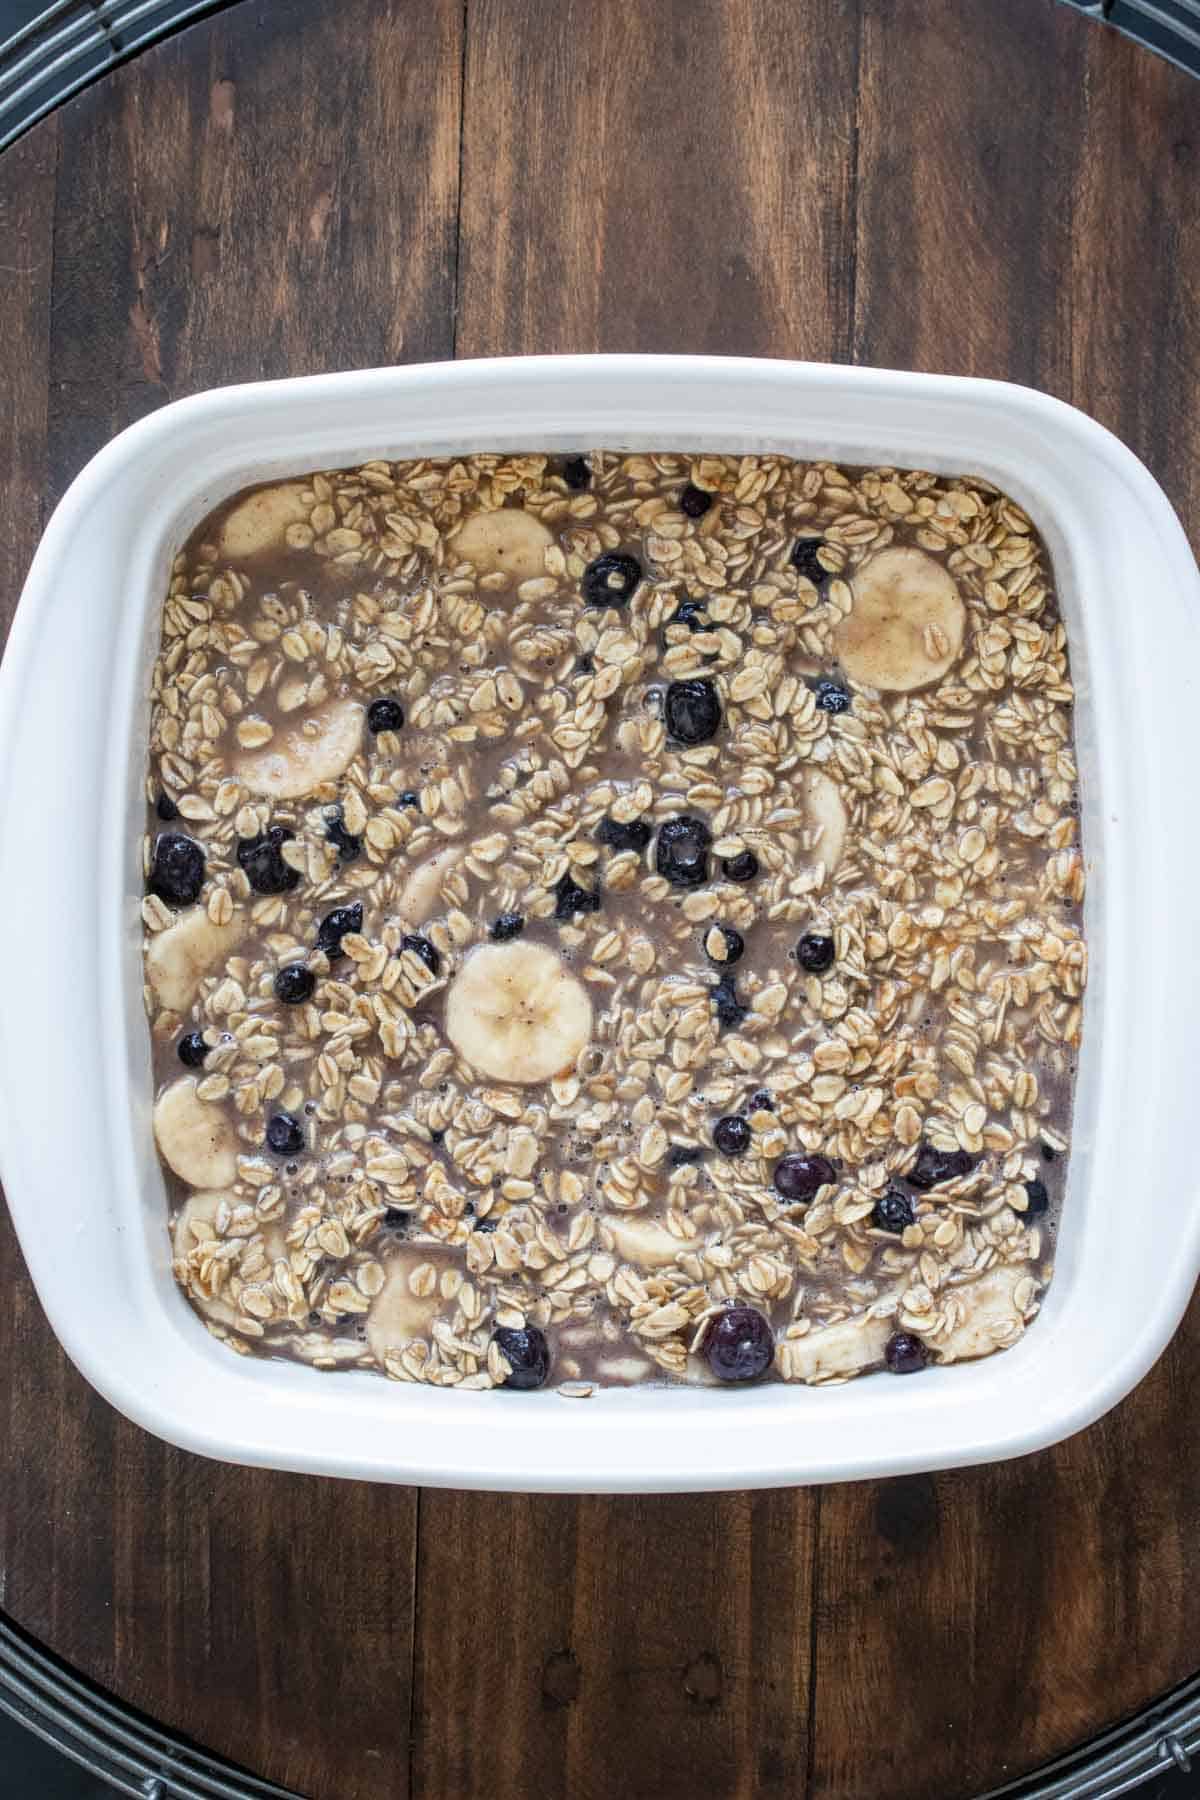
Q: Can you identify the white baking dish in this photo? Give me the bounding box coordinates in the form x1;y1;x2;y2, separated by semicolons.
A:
2;354;1197;1492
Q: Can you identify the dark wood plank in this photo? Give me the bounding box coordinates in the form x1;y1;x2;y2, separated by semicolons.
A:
455;0;861;361
1;4;463;1796
413;1;860;1792
1066;18;1200;547
0;118;55;634
412;1491;816;1800
810;7;1200;1796
47;0;463;501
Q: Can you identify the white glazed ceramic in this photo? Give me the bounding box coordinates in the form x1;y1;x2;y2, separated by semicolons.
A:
2;354;1198;1493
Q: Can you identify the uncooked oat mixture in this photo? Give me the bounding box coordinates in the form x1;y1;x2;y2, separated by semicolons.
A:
142;450;1086;1393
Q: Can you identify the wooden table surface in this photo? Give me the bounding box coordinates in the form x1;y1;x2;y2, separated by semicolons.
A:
1;3;1198;1796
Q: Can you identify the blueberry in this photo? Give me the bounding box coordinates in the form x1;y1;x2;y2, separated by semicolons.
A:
706;925;745;965
668;1143;704;1167
679;482;713;518
885;1332;929;1374
399;790;421;809
316;901;363;958
873;1186;916;1233
266;1111;305;1157
581;551;642;607
383;1206;410;1226
155;792;179;821
711;974;747;1030
906;1142;977;1190
552;872;601;921
177;1031;208;1068
273;964;315;1005
664;678;722;746
705;1306;774;1383
772;1153;836;1203
748;1088;775;1112
237;827;301;896
149;833;205;908
493;1324;551;1390
324;809;362;863
790;536;829;586
367;697;405;733
796;932;835;973
399;933;440;975
721;850;759;884
1024;1178;1050;1217
671;596;708;633
562;456;591;490
595;815;653;854
714;1114;752;1156
814;680;851;715
491;912;526;942
656;815;712;889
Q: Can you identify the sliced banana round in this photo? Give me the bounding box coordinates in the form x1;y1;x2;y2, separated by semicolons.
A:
234;697;363;800
172;1190;286;1329
596;1351;657;1385
145;905;247;1014
397;842;464;926
288;1332;367;1367
218;482;309;559
153;1077;239;1188
802;767;848;880
365;1251;446;1363
933;1265;1033;1363
445;941;593;1084
450;507;554;583
833;546;965;692
605;1213;701;1271
776;1311;891;1384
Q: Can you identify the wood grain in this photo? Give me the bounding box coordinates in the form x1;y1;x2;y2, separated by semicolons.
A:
412;1491;817;1800
811;7;1200;1796
1;3;462;1796
1;2;1199;1797
417;5;853;1790
455;0;861;360
0;120;55;638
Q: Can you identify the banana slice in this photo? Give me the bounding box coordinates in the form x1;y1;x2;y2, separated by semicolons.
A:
445;941;592;1084
451;508;554;583
235;697;363;800
365;1251;447;1363
933;1265;1033;1363
802;768;847;879
154;1077;239;1188
219;483;309;559
398;843;464;926
145;905;247;1014
172;1190;286;1329
605;1213;701;1270
289;1333;367;1367
776;1312;891;1384
834;546;965;692
597;1352;656;1385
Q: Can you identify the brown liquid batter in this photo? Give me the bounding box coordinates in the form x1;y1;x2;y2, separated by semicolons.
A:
143;451;1084;1392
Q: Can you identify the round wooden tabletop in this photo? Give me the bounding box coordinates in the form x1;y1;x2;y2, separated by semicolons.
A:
1;3;1198;1796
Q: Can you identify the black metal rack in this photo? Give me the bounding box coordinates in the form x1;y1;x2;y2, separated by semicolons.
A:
1058;0;1200;75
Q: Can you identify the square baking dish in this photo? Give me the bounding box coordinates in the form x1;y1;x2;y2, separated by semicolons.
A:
2;354;1198;1493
